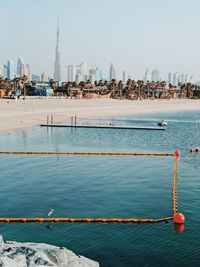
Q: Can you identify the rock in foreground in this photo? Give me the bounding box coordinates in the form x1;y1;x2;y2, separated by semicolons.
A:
0;235;99;267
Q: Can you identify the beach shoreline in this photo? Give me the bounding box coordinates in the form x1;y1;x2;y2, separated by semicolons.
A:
0;98;200;134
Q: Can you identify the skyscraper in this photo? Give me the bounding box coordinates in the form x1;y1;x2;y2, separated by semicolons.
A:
151;69;159;82
41;70;48;82
89;69;96;83
7;60;15;80
189;75;194;83
75;65;82;83
168;72;172;84
184;74;189;84
24;64;31;80
180;73;184;84
173;72;178;86
67;65;76;82
54;17;61;82
2;65;8;78
96;68;102;82
144;69;150;82
75;62;87;82
80;62;87;81
122;71;128;83
109;63;116;80
16;57;24;77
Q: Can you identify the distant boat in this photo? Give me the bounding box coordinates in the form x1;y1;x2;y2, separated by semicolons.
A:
158;120;168;126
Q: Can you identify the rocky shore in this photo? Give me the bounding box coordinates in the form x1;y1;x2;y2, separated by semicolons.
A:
0;235;99;267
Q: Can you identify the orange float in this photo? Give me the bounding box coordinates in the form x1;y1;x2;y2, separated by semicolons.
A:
174;150;180;158
174;213;185;224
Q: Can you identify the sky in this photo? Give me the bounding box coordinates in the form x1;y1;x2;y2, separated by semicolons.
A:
1;0;200;81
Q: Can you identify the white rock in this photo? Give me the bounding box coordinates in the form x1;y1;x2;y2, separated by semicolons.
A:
0;235;4;249
0;235;99;267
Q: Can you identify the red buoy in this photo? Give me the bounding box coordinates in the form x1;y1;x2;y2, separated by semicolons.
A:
174;150;180;158
174;213;185;224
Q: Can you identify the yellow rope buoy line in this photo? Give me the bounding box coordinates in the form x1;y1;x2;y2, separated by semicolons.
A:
0;217;173;224
0;151;173;156
0;150;182;225
173;155;178;215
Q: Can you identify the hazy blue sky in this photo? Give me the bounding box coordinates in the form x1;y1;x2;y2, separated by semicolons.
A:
1;0;200;80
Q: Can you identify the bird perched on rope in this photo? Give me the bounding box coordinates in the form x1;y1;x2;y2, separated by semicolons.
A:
47;209;54;217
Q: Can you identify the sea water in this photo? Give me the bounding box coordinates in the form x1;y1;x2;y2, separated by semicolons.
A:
0;111;200;267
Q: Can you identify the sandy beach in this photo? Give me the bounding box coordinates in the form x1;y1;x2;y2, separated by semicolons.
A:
0;98;200;133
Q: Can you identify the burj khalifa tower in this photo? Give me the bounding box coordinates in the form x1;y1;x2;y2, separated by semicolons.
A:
54;17;61;82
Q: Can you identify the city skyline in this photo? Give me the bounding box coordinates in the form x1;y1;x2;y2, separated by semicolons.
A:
0;56;195;84
1;0;200;80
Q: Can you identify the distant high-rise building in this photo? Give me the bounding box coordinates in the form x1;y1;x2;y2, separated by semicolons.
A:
96;68;102;82
2;64;8;78
189;75;194;83
122;71;128;83
16;57;24;77
54;17;61;81
41;71;48;82
0;65;2;77
75;63;87;82
173;72;178;86
180;73;185;84
144;69;150;82
75;65;82;83
109;63;116;80
168;72;172;84
151;69;159;82
67;65;76;82
89;69;96;84
80;62;87;81
24;64;31;80
32;74;40;81
177;74;181;85
7;60;15;80
184;74;189;84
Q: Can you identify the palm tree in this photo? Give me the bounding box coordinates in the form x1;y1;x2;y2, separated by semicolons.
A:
103;80;108;86
126;79;132;88
49;79;57;95
13;77;20;96
21;75;28;99
180;83;186;98
72;81;78;88
146;81;151;99
117;80;123;98
79;81;85;90
185;82;192;98
4;78;11;96
109;79;117;98
137;80;145;99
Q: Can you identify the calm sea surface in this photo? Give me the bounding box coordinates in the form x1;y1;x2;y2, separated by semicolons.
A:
0;110;200;266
